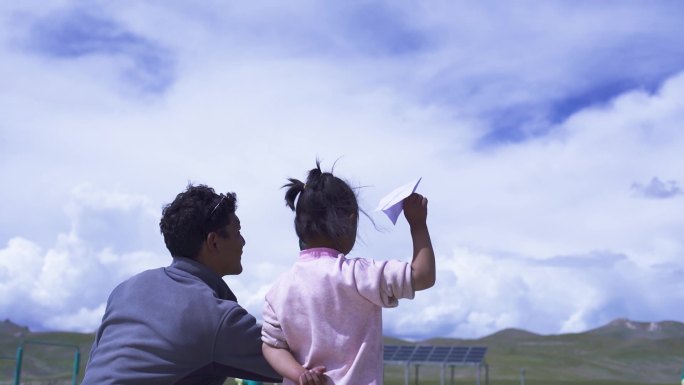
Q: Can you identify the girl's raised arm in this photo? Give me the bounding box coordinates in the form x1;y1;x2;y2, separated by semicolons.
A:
403;193;436;291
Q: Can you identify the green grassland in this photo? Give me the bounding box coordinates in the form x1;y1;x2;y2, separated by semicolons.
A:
0;323;94;385
403;320;684;385
2;319;683;385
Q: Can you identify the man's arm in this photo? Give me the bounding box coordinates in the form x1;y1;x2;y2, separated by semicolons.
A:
214;306;282;382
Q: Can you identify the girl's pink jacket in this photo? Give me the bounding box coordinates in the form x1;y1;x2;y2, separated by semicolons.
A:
262;247;415;385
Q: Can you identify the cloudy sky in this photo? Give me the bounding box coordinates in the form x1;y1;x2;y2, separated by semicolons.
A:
2;1;684;340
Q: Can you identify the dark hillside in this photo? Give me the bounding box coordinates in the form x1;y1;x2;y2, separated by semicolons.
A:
0;319;29;338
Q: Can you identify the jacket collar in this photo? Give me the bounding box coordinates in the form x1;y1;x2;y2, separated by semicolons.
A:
298;247;344;261
169;257;237;301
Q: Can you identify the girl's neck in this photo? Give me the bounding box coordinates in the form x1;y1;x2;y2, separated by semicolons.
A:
302;236;353;254
303;239;338;251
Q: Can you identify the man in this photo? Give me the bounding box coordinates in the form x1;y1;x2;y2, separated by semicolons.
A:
82;184;281;385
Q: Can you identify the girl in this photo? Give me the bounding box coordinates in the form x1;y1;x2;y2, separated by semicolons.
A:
261;162;435;385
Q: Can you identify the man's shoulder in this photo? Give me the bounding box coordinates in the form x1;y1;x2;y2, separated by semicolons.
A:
118;266;166;286
107;266;169;300
126;265;166;278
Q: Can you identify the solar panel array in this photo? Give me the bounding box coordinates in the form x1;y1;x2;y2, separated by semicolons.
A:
384;345;487;365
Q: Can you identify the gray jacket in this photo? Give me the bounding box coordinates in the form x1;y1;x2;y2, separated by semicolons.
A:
82;257;281;385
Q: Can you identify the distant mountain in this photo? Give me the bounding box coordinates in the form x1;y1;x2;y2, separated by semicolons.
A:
0;319;29;338
479;327;542;342
383;335;413;345
401;318;684;345
582;318;684;340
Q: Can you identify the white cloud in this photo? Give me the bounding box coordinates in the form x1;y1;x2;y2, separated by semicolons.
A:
43;304;106;332
0;238;44;307
631;177;683;199
382;245;684;339
0;186;167;332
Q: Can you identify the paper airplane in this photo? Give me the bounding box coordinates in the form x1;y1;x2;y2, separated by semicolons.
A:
376;177;422;225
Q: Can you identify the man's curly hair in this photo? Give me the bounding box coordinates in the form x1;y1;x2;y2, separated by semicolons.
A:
159;184;237;259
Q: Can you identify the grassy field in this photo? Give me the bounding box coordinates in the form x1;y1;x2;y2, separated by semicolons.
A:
386;320;684;385
2;319;683;384
0;327;94;385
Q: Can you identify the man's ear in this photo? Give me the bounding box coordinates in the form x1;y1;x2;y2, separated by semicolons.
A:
206;232;218;248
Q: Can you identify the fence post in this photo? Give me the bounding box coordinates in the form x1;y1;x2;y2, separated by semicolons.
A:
13;347;23;385
14;340;81;385
520;368;526;385
72;349;81;385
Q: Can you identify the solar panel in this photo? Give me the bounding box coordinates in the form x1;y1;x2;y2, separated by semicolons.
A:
384;345;488;366
464;347;487;363
411;346;434;361
383;345;488;385
392;345;416;362
426;346;451;363
445;346;469;363
383;345;400;361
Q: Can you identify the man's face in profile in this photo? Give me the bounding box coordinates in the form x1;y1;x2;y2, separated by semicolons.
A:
214;213;245;276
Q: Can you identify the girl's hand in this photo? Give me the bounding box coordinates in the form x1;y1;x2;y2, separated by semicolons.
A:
403;193;428;227
299;366;326;385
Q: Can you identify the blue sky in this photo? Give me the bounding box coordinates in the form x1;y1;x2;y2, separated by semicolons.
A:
2;1;684;340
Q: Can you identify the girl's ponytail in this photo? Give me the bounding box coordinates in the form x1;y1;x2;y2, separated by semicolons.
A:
305;161;324;190
283;178;305;211
308;162;323;180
